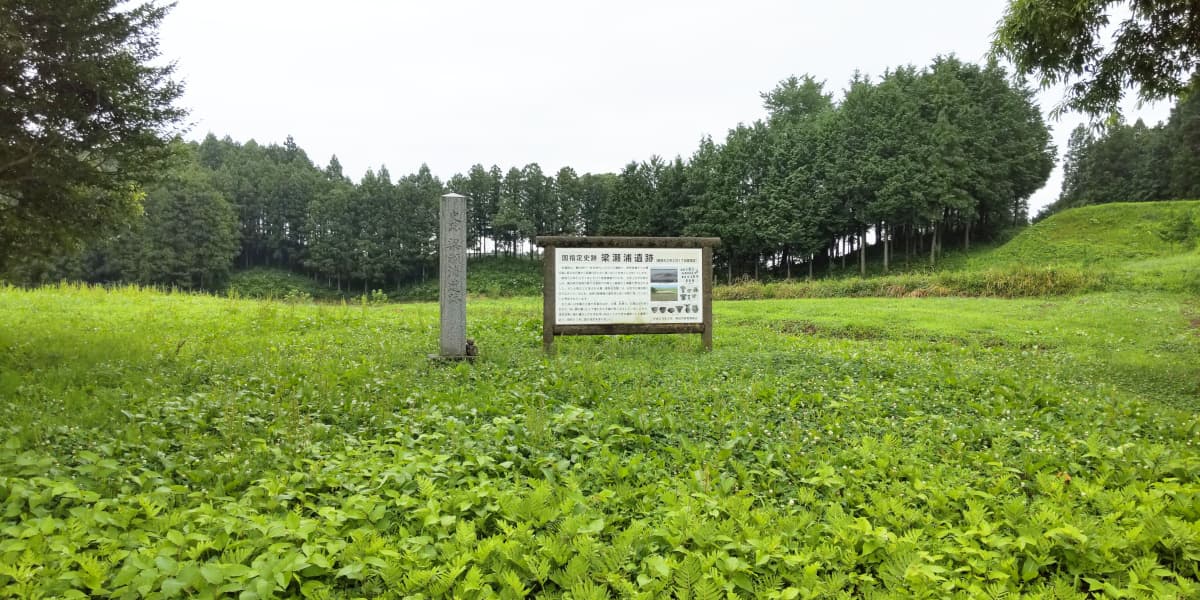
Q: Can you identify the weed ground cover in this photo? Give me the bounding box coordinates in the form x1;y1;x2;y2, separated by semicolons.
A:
1;285;1198;598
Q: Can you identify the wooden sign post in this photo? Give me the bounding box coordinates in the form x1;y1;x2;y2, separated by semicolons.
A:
535;236;720;354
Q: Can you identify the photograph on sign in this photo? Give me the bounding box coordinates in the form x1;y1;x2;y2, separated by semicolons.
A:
650;285;677;301
555;247;703;325
650;268;677;283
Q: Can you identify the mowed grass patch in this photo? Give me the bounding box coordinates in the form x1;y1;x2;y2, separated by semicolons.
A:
1;284;1199;598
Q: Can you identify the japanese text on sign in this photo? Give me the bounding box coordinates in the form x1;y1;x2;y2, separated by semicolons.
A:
555;247;704;325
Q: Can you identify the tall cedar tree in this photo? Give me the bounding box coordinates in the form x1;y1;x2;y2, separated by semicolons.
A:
0;0;186;268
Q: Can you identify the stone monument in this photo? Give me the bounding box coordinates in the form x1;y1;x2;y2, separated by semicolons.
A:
436;192;472;360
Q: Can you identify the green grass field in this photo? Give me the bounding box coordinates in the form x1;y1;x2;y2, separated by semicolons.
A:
2;278;1198;598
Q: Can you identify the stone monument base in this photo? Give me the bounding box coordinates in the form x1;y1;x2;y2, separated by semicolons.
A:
429;339;478;363
427;353;476;363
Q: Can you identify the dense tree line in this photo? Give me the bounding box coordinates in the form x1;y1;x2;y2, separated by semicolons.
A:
656;57;1053;278
1041;84;1200;219
4;56;1055;289
455;56;1052;279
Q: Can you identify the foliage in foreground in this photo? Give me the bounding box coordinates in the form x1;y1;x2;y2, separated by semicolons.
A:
1;285;1198;598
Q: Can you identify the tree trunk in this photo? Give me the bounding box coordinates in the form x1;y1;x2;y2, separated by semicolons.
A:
883;224;890;273
964;221;971;251
859;228;867;276
904;224;910;265
929;223;937;268
808;257;813;280
727;260;732;285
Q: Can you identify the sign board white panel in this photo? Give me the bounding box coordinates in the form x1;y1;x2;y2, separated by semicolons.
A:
555;247;704;325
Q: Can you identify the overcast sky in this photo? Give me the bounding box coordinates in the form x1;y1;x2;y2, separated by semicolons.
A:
158;0;1172;215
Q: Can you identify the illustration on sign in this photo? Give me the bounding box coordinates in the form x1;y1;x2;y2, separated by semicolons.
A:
555;247;704;325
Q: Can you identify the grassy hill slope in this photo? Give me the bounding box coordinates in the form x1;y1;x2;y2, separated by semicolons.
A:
975;200;1200;268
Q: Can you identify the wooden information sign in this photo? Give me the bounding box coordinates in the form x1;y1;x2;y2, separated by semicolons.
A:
535;236;721;353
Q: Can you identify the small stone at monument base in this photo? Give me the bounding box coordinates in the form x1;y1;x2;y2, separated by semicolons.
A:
428;339;478;363
427;353;476;362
